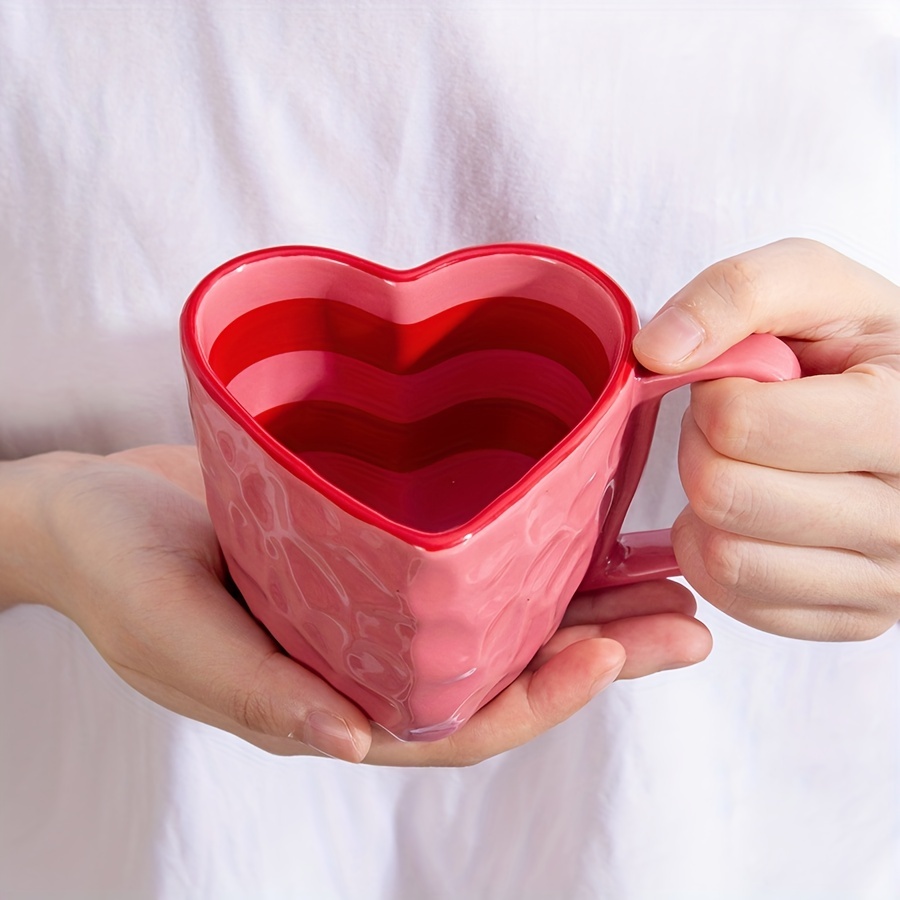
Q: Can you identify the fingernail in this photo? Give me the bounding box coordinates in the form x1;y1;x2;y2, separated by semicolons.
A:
634;306;705;365
301;711;365;762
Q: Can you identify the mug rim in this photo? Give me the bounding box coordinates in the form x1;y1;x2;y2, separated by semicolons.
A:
180;242;640;550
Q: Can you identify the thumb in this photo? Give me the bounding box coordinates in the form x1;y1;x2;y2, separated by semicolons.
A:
632;237;897;374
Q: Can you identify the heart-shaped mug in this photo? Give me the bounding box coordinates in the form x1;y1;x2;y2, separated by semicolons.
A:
181;244;799;741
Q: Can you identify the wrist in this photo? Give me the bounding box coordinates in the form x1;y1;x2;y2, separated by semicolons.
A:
0;452;94;613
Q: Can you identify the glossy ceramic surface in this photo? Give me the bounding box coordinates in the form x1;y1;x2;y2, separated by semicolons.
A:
181;244;799;740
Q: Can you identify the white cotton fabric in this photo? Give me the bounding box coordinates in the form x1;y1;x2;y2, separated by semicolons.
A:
1;2;899;898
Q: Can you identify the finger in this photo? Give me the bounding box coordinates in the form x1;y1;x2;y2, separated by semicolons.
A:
688;368;900;474
603;613;712;677
531;613;712;679
632;238;900;373
679;409;900;555
105;569;373;762
673;508;899;641
564;577;697;625
364;638;626;766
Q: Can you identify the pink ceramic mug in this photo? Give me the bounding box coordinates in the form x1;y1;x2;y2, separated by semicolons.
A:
181;243;799;741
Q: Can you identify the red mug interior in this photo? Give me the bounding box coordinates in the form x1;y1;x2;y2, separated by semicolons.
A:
189;246;632;534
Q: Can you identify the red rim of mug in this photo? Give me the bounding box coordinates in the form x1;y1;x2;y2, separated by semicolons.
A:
180;242;640;550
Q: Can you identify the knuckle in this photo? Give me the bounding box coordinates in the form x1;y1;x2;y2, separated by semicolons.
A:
231;685;280;735
700;527;749;590
669;508;696;566
776;236;830;261
696;388;756;459
701;255;763;315
223;655;286;737
686;455;749;531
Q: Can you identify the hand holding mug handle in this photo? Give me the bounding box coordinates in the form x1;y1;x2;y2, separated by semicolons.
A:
578;332;800;590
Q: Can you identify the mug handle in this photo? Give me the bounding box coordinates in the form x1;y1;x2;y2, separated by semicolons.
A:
577;333;801;591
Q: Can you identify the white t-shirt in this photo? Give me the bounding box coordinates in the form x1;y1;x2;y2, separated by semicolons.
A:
1;3;898;898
